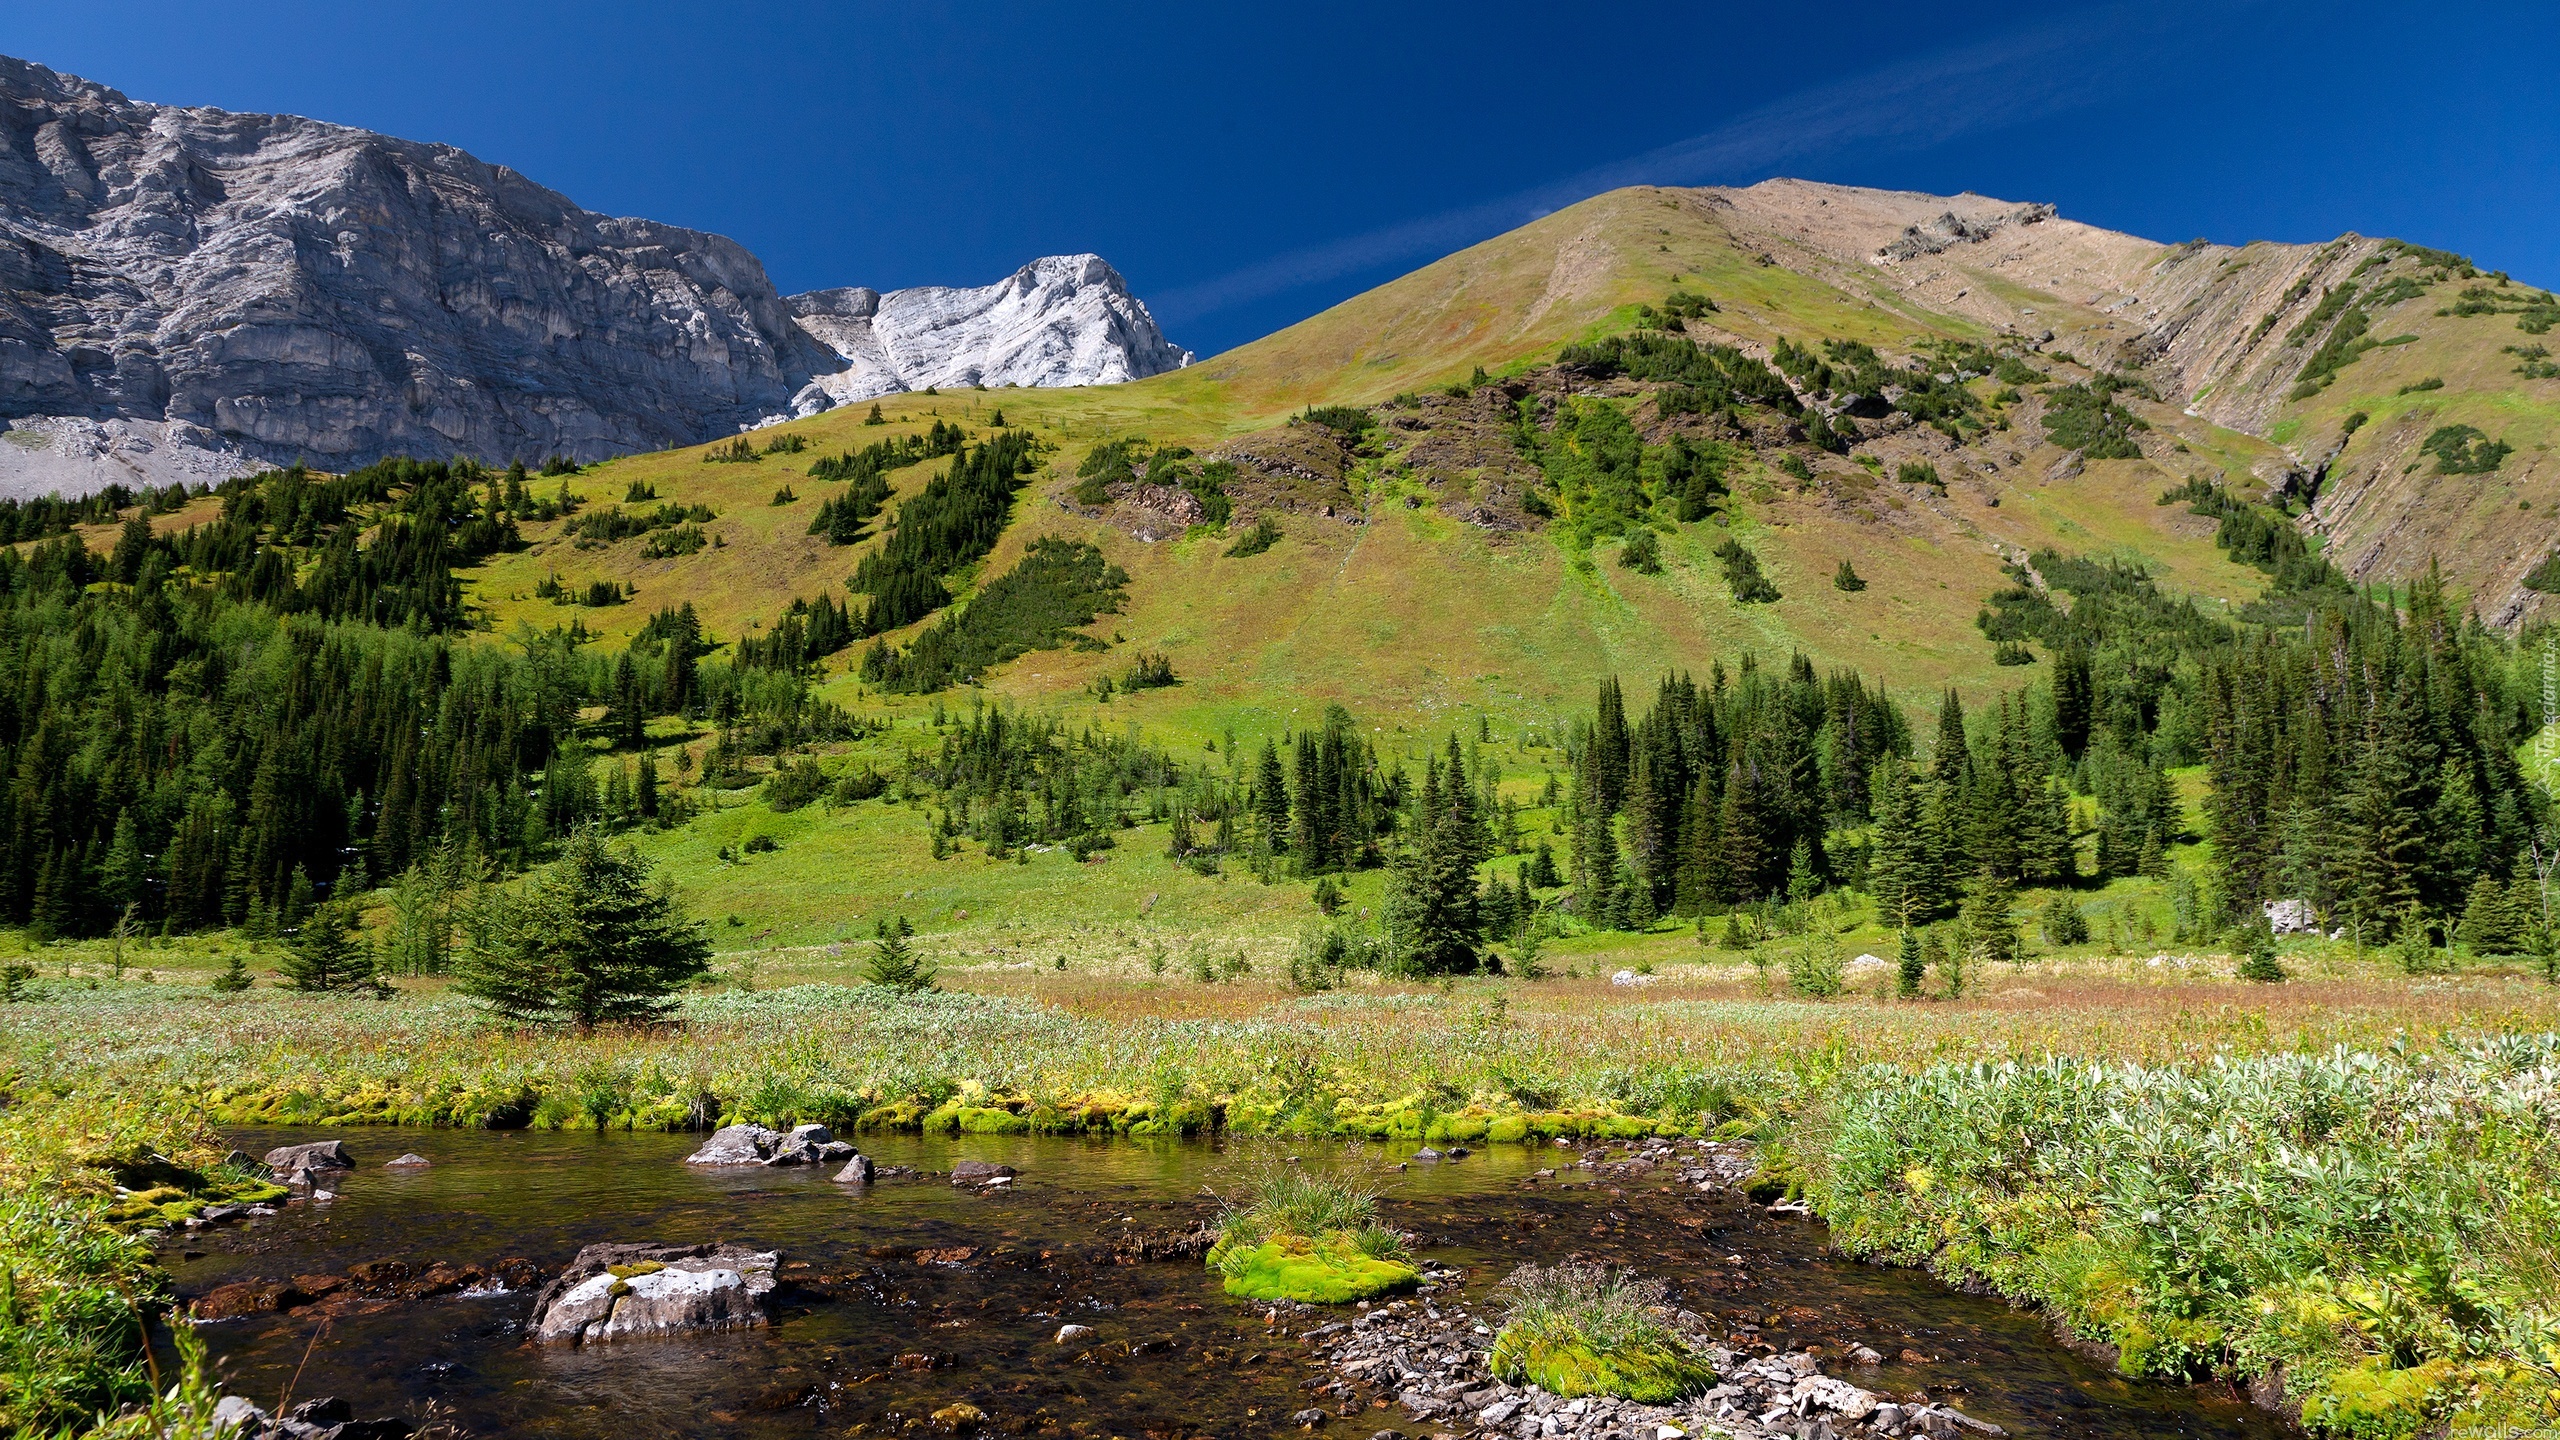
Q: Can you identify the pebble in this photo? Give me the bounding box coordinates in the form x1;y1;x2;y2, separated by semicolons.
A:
1055;1323;1094;1343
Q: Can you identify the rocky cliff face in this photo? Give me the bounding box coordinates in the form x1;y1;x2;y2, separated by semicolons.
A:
0;57;1186;496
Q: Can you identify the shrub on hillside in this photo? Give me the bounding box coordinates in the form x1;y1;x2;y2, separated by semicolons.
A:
1713;538;1778;603
2422;424;2512;475
1225;514;1282;557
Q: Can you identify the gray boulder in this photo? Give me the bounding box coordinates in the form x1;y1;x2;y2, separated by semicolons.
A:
686;1121;857;1167
528;1241;778;1345
768;1122;857;1166
951;1160;1016;1186
834;1153;876;1184
262;1140;353;1173
683;1123;778;1165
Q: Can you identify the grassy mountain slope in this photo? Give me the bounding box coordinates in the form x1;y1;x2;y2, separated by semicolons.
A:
277;178;2533;948
466;185;2288;734
1724;180;2560;622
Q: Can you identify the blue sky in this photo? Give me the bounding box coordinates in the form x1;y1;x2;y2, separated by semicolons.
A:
8;2;2555;358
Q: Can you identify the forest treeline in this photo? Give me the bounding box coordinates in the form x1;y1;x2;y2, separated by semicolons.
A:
0;412;2545;962
0;454;857;940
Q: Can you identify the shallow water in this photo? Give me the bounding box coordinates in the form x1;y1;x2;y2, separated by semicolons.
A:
164;1130;2283;1439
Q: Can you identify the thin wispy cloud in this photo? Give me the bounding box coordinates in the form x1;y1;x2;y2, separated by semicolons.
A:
1151;2;2214;329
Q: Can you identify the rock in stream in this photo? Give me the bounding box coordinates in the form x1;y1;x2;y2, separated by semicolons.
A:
683;1122;858;1167
528;1241;780;1345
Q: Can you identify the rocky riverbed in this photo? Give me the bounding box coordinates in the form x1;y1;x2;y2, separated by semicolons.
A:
1300;1282;2004;1440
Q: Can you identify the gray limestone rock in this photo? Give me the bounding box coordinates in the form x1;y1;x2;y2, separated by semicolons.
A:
684;1122;781;1165
261;1140;353;1173
686;1121;858;1168
527;1241;778;1345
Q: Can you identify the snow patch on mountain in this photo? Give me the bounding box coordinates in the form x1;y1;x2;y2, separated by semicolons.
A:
786;255;1191;412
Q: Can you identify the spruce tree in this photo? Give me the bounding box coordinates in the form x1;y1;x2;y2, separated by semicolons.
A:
1255;739;1290;849
454;825;711;1028
1672;773;1719;917
2236;918;2286;982
1785;837;1817;908
1576;797;1619;917
1957;869;2020;967
2456;879;2519;955
1896;926;1924;999
863;920;937;992
211;954;253;993
2051;645;2094;761
100;811;145;920
281;864;315;932
1527;841;1560;889
1403;765;1483;972
279;894;384;995
1593;677;1631;816
1932;690;1971;787
1866;760;1928;924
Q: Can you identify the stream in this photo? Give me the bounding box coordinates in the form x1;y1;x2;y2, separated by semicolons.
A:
162;1129;2285;1440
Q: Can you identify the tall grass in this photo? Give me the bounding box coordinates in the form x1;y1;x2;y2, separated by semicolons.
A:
1819;1040;2560;1439
0;1090;207;1436
1212;1169;1403;1265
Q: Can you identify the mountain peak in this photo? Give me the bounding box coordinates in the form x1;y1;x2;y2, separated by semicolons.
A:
783;255;1190;411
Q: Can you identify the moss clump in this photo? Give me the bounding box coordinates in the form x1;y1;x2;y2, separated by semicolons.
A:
605;1260;667;1298
1210;1235;1418;1303
1487;1263;1715;1403
1488;1331;1716;1404
1208;1169;1415;1304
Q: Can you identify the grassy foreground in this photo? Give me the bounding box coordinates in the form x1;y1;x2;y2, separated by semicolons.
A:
7;947;2560;1435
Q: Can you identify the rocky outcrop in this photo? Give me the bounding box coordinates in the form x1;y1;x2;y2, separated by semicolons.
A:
0;57;1185;495
528;1241;778;1345
785;255;1189;410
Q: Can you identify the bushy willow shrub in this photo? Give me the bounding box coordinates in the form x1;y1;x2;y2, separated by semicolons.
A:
1819;1039;2560;1439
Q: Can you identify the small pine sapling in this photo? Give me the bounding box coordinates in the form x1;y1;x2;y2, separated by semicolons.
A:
2237;918;2287;983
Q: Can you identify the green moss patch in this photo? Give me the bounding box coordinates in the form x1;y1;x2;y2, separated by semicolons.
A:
1488;1327;1716;1403
1210;1234;1418;1304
